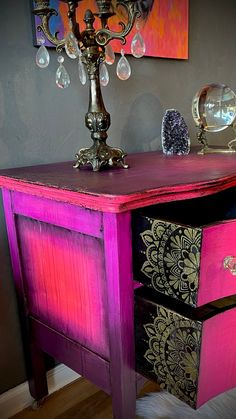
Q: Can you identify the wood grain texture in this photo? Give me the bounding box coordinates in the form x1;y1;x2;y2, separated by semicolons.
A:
12;191;103;238
1;189;49;400
135;288;236;409
198;306;236;407
198;220;236;306
9;378;159;419
2;152;236;212
132;206;236;308
103;212;136;419
10;378;112;419
30;319;111;395
1;189;25;302
3;152;236;418
17;217;109;359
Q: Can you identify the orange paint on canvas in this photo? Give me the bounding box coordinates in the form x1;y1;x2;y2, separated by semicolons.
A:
58;0;188;59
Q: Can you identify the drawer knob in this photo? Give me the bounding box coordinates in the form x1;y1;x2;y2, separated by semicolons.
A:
223;256;236;275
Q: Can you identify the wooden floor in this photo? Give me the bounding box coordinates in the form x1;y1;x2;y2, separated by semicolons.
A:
10;378;159;419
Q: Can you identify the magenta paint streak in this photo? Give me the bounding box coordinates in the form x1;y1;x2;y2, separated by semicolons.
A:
1;189;25;299
17;216;109;359
3;153;236;416
103;212;136;419
2;152;236;212
197;307;236;407
31;318;111;395
12;191;103;238
198;221;236;306
2;188;49;399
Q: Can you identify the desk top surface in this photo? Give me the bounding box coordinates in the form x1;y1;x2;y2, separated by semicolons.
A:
1;151;236;212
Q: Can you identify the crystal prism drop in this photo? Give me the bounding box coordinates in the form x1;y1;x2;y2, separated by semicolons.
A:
57;55;64;64
100;63;109;87
105;44;115;65
78;58;87;85
116;50;131;81
56;64;70;89
65;32;80;59
36;45;50;68
131;31;146;58
37;36;46;46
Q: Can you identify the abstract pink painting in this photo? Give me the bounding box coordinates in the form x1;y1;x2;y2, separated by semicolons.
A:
33;0;189;59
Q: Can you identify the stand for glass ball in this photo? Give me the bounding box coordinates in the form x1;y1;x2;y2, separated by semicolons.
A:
197;124;236;155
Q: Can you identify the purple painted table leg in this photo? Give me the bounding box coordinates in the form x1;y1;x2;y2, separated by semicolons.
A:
2;188;48;401
28;342;48;400
103;212;136;419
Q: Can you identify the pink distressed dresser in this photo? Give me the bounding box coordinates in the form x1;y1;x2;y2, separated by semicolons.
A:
1;151;236;417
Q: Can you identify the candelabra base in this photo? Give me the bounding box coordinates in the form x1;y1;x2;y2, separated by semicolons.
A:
73;140;129;171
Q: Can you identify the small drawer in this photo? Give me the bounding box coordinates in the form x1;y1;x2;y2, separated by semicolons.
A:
132;191;236;307
135;287;236;409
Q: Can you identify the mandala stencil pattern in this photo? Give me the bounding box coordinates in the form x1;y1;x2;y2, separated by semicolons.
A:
144;305;202;408
140;219;202;306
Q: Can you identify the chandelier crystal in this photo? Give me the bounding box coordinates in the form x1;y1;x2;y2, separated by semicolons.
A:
33;0;145;171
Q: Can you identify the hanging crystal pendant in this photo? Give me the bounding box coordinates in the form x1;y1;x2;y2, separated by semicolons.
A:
105;44;115;65
131;23;146;58
78;57;87;85
116;49;131;81
100;63;109;87
56;56;70;89
65;32;80;59
36;39;50;68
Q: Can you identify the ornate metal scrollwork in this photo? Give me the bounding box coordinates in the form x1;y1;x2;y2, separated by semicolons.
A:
33;0;140;170
95;1;140;46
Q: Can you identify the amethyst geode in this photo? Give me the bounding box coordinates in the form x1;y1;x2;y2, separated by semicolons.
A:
161;109;190;155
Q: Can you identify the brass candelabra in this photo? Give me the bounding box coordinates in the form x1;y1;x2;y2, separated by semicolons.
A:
33;0;141;171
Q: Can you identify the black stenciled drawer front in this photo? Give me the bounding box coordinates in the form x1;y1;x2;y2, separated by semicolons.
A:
132;189;236;308
133;212;201;307
134;287;236;409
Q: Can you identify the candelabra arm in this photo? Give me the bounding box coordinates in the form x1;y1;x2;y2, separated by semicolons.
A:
66;1;82;42
33;1;82;52
95;0;140;46
33;4;65;52
33;1;135;170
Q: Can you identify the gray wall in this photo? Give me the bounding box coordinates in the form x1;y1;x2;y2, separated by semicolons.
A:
0;0;236;394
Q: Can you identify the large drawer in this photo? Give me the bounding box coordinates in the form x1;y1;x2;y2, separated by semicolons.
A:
132;191;236;307
135;287;236;409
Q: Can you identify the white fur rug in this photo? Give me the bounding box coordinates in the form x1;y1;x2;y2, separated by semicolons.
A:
136;389;236;419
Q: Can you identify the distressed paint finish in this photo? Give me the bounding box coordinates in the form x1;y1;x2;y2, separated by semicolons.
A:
1;189;25;301
2;152;236;417
198;307;236;406
103;212;136;419
12;191;103;238
1;152;236;212
198;221;236;306
135;289;236;409
135;293;202;408
16;216;109;360
132;214;202;307
133;214;236;308
1;189;49;400
1;186;138;417
30;318;111;395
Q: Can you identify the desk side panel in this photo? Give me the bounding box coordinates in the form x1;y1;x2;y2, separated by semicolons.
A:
15;215;109;360
3;191;109;363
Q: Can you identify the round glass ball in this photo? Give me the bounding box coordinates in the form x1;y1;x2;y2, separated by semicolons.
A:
192;83;236;132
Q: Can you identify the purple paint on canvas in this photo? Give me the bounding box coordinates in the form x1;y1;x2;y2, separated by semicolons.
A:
34;4;64;47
